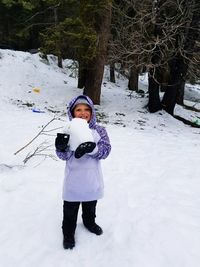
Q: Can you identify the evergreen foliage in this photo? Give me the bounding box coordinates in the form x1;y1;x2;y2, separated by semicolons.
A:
40;17;97;61
0;0;64;50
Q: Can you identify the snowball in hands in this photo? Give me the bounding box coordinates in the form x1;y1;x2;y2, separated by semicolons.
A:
64;118;94;151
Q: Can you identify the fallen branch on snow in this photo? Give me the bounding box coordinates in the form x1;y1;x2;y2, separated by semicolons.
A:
174;115;200;128
182;104;200;112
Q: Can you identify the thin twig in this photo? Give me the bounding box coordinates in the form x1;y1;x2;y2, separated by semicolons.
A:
23;142;56;164
14;117;57;155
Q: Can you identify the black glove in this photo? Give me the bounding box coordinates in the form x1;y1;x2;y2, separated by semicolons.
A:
55;133;70;152
75;142;96;159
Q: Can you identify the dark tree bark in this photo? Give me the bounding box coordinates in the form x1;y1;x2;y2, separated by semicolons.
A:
162;56;181;115
78;61;86;89
162;0;200;114
110;63;115;83
58;55;62;68
175;0;200;106
183;0;200;61
148;69;162;113
83;2;112;104
162;85;177;115
128;66;138;91
83;59;106;104
176;80;185;105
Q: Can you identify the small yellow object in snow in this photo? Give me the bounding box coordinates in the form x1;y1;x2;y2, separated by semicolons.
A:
32;87;41;93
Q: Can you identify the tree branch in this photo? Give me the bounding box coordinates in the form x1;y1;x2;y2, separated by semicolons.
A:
14;117;58;155
174;115;200;127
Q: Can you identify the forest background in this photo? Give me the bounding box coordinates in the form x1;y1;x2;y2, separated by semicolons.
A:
0;0;200;123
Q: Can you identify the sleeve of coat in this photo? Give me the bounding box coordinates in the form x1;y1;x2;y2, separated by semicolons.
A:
89;125;111;160
56;147;73;161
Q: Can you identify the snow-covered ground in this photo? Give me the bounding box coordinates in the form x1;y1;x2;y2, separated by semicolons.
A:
0;49;200;267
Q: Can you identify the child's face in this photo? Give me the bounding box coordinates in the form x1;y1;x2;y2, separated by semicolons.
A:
73;104;92;122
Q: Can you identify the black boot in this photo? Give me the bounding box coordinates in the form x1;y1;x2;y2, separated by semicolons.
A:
63;235;75;249
82;201;103;235
84;223;103;235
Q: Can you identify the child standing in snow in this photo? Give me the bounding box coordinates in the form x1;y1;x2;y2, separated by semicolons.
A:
55;95;111;249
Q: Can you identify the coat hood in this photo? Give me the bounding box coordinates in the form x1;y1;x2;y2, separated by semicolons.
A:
67;95;97;128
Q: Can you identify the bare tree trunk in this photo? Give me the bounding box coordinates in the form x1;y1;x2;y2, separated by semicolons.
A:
83;3;112;104
148;70;162;113
175;0;200;106
128;66;138;91
176;80;185;105
162;57;180;115
163;0;200;114
162;85;177;115
110;63;115;83
78;61;86;89
84;59;105;104
58;55;62;68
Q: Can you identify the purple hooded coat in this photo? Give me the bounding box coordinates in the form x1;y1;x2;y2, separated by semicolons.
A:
56;95;111;201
